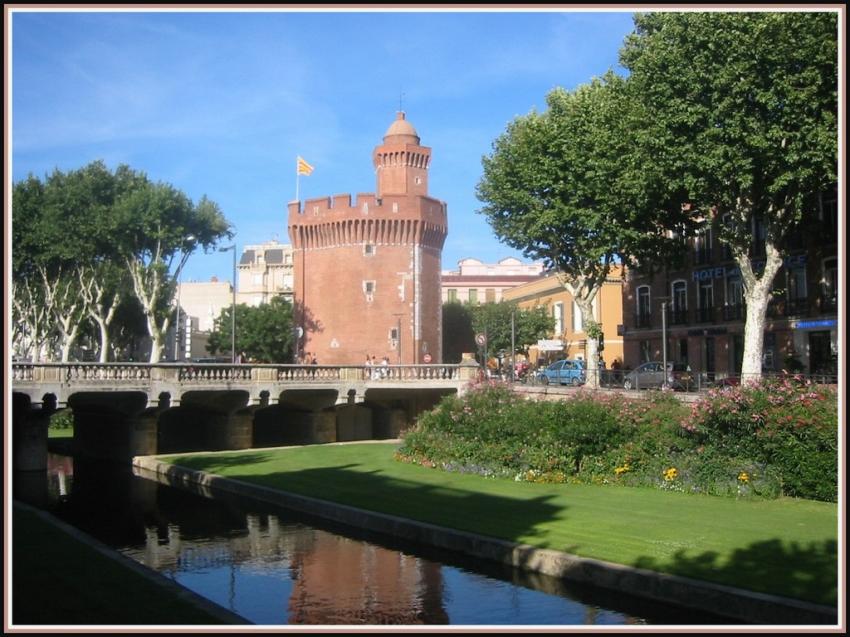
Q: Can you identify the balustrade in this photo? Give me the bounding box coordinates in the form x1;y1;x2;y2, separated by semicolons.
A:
12;362;462;387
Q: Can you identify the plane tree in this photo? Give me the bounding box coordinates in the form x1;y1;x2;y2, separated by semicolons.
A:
477;72;685;388
620;11;838;381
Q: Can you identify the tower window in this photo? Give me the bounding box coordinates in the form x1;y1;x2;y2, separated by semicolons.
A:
364;244;375;256
414;177;422;185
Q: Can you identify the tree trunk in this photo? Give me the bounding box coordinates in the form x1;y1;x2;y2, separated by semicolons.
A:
574;291;600;389
94;316;110;363
738;241;783;383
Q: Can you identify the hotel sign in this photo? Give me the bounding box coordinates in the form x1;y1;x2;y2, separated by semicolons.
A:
691;254;806;281
791;319;836;330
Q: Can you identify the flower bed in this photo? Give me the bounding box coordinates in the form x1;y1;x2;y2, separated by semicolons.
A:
397;376;837;502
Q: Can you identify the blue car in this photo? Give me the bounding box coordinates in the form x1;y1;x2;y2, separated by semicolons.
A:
536;359;586;386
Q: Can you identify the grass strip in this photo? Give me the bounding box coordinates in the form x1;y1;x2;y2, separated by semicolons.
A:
161;442;838;607
12;503;238;625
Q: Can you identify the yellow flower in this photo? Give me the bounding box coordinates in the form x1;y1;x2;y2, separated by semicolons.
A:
738;472;750;483
614;463;631;476
663;467;678;482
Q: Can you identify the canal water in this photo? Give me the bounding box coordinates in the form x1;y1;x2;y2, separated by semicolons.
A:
17;452;729;626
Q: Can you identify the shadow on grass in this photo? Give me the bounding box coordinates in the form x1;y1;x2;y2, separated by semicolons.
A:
633;538;838;608
162;452;563;542
160;451;838;613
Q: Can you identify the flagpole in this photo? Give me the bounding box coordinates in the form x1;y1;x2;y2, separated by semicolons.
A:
295;157;300;204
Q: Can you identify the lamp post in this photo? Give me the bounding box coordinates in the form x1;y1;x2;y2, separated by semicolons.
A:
219;244;237;364
658;296;670;387
175;235;195;361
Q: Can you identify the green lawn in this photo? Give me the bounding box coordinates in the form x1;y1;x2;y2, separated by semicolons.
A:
161;442;838;607
48;426;73;438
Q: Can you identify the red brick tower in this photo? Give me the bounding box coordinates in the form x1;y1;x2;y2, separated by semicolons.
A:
288;112;448;365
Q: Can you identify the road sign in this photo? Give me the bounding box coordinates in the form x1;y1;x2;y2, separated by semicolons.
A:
475;333;487;347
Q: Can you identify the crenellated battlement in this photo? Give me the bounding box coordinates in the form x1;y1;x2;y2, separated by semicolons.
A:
288;191;447;252
289;193;446;224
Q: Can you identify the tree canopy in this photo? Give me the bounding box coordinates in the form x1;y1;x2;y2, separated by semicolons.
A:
207;297;295;363
12;160;233;362
477;72;683;386
620;11;838;379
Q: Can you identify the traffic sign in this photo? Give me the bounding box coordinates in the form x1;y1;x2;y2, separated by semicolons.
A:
475;333;487;347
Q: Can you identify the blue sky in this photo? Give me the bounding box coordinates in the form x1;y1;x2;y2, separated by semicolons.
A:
10;8;636;284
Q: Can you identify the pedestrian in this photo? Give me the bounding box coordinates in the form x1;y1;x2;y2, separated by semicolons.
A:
364;354;372;379
380;355;390;379
309;353;318;377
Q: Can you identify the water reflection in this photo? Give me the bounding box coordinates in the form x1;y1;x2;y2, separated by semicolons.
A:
24;454;726;626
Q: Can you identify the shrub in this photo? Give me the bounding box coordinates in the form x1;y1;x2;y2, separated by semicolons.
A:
399;376;837;502
688;377;837;501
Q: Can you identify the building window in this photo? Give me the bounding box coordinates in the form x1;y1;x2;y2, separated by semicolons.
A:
553;302;564;335
364;244;375;256
447;289;458;303
694;225;712;264
570;300;582;333
822;257;837;312
389;327;399;350
468;289;478;304
363;280;375;302
636;286;651;327
724;274;743;320
786;264;807;316
698;280;714;323
671;280;687;324
485;288;496;303
415;177;422;185
819;192;837;239
392;202;399;213
252;274;263;286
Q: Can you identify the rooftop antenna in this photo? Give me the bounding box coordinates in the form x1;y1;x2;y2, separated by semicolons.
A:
399;91;405;112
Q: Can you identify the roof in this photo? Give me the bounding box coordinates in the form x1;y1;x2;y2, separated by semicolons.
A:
383;112;420;143
265;248;284;264
239;249;255;265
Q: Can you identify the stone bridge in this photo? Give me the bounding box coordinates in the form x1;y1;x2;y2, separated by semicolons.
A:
12;362;478;467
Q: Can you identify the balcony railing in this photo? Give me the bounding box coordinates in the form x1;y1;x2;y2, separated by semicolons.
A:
634;312;653;329
694;306;716;324
668;308;689;325
722;304;745;321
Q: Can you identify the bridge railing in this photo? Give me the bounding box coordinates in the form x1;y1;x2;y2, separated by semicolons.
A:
12;362;464;385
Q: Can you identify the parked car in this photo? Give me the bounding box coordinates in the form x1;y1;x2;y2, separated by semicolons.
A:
536;359;586;386
623;361;693;391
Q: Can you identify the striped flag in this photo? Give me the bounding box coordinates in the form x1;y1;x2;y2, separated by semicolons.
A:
296;156;314;176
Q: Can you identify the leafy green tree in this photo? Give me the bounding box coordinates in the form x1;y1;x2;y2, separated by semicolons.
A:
470;301;555;360
441;301;476;363
207;297;295;363
620;12;838;380
477;73;682;387
108;171;232;362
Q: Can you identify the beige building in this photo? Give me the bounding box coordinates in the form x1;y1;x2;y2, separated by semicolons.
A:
237;240;295;306
502;267;625;367
173;278;234;360
441;257;544;304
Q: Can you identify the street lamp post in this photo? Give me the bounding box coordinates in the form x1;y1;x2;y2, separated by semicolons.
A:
219;244;237;364
658;296;670;387
175;235;196;361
